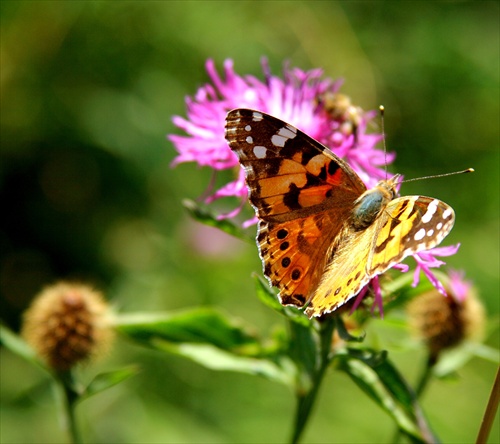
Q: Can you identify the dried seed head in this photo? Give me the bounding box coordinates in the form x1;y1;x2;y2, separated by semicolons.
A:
407;271;485;362
22;281;114;371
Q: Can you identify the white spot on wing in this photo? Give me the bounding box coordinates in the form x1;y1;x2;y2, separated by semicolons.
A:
252;112;263;121
442;208;452;219
271;125;298;147
427;229;434;237
278;125;297;138
437;222;443;230
415;228;426;241
245;125;251;131
421;199;439;223
253;146;267;159
271;134;287;147
246;136;253;144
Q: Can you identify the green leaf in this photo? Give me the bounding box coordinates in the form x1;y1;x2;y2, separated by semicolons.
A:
182;199;251;241
0;324;49;373
337;348;438;444
156;342;295;387
334;315;365;343
115;308;262;356
79;366;139;402
115;308;296;387
287;319;318;392
434;341;500;378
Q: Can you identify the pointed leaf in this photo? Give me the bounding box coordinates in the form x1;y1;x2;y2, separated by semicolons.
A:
156;341;294;387
334;315;365;343
254;275;310;327
287;319;318;391
182;199;251;241
0;324;50;374
115;309;296;387
434;342;500;378
336;348;438;443
115;308;261;356
79;366;139;402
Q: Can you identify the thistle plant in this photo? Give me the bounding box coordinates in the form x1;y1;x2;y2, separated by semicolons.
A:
2;59;498;444
164;59;497;442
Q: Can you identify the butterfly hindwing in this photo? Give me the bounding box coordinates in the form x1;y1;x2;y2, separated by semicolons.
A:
257;213;340;308
304;224;375;317
304;196;455;317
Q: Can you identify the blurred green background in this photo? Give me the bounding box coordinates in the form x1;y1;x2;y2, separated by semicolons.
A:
1;1;498;443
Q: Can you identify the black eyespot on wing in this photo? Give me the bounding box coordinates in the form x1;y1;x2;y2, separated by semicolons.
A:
277;229;288;239
279;241;289;250
291;269;301;280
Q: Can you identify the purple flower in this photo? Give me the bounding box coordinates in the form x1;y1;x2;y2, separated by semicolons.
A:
169;59;391;213
411;244;461;295
447;269;473;303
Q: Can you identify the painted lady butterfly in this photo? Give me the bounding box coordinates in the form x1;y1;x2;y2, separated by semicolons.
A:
225;109;455;318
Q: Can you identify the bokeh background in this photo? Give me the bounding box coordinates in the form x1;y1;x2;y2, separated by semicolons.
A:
1;1;498;443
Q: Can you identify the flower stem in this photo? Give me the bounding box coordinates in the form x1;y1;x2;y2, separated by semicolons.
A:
391;355;435;444
55;371;83;444
290;317;336;444
476;365;500;444
415;355;436;398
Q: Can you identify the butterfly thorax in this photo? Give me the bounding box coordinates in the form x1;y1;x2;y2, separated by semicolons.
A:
350;176;400;231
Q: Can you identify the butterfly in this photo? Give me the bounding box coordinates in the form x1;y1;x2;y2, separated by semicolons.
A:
225;108;455;318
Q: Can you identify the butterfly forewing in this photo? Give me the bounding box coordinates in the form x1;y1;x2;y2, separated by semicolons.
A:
225;109;366;221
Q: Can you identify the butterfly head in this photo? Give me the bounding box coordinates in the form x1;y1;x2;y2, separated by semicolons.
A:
377;174;402;199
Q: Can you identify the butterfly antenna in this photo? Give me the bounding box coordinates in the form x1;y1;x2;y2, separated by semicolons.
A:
400;168;474;184
379;105;388;180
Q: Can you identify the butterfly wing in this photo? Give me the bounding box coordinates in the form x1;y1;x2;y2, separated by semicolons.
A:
368;196;455;274
305;196;455;317
225;108;366;307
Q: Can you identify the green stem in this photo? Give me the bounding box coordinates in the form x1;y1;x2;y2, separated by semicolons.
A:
55;371;83;444
290;317;336;444
391;354;436;444
415;355;436;398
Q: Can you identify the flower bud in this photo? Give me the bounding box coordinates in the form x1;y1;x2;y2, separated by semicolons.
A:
22;282;114;371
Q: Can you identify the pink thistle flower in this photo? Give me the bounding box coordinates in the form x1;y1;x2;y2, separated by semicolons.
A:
412;244;461;295
447;269;473;303
169;58;390;211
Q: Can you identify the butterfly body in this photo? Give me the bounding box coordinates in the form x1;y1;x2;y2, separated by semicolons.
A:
351;177;399;230
225;109;455;317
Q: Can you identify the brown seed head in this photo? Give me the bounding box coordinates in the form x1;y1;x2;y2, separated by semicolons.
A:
22;281;114;371
407;273;484;362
